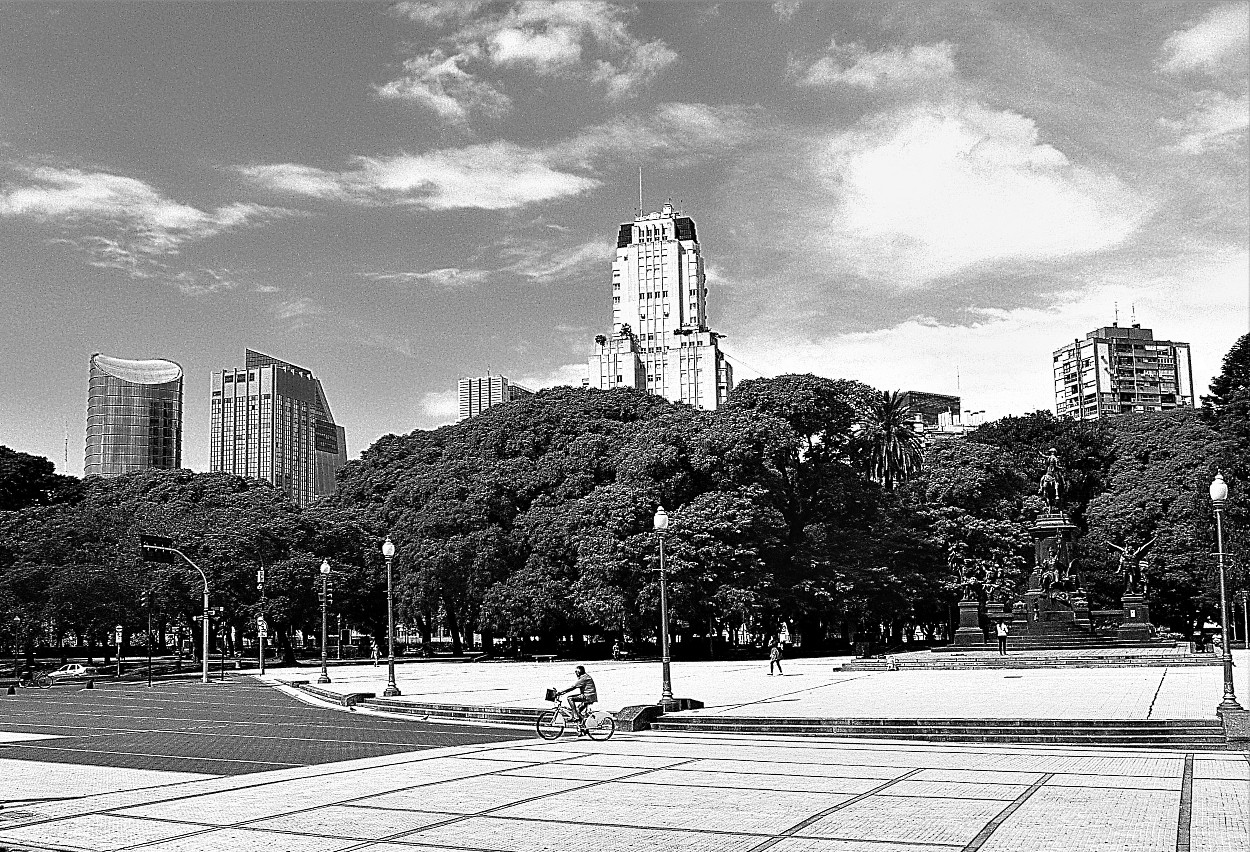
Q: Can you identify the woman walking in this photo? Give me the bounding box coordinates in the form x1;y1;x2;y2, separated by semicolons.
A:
768;639;783;676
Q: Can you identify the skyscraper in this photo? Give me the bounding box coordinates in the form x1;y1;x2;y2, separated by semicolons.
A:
587;203;733;409
1053;322;1195;419
209;350;347;506
85;354;183;477
458;375;533;420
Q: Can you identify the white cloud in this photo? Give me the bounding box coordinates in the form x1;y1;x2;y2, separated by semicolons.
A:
391;1;490;28
794;41;956;90
805;101;1143;286
242;103;756;212
271;297;323;321
731;250;1248;420
1163;87;1250;153
1159;3;1249;76
357;267;493;287
382;1;676;124
514;362;589;390
417;388;461;427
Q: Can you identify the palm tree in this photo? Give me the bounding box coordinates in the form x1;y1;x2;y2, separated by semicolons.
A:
853;390;923;490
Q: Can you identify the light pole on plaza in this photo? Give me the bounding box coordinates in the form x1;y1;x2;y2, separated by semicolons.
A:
11;616;19;679
382;536;401;697
654;505;673;705
1210;472;1242;713
318;559;332;685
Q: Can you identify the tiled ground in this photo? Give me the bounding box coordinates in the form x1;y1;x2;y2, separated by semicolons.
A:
0;730;1245;852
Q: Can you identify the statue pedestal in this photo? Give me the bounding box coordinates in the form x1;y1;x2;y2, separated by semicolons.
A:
1118;594;1151;640
1070;593;1093;633
985;601;1008;622
954;599;984;646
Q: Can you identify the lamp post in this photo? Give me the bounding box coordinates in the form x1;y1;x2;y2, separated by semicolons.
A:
318;560;331;685
654;505;673;705
12;616;19;679
382;536;401;697
1241;590;1249;702
1211;472;1242;713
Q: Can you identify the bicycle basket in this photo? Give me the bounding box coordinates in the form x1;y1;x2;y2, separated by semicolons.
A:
544;688;557;702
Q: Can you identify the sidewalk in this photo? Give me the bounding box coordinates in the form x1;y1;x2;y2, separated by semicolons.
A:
266;649;1250;720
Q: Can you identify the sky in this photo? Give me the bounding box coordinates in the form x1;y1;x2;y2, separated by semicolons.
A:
1;1;1247;477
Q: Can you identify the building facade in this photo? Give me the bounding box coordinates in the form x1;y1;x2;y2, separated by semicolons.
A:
458;375;533;420
209;350;347;506
587;203;733;409
85;354;183;477
1053;323;1194;420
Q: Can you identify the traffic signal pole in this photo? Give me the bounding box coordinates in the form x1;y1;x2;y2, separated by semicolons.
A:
139;536;211;685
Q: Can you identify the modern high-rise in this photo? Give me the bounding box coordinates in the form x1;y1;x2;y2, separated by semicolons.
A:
85;354;183;477
587;203;733;409
458;375;533;420
1053;323;1194;419
209;350;347;505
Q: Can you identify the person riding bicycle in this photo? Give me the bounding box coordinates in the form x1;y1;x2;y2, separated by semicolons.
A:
555;665;597;730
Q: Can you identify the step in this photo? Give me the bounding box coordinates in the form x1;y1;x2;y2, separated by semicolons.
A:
362;698;542;725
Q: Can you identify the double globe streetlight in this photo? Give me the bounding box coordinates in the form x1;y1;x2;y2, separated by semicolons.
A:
382;536;401;697
654;505;673;707
1210;473;1242;713
317;559;332;685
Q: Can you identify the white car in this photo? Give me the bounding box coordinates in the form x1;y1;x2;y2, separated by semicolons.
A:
47;663;98;682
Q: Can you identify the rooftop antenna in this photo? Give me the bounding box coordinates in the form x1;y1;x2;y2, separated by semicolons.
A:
638;165;644;216
62;417;68;472
956;364;961;393
1130;303;1136;326
1114;301;1119;326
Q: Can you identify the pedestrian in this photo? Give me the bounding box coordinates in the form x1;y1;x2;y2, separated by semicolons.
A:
995;619;1010;655
768;639;783;675
371;641;379;667
611;640;621;661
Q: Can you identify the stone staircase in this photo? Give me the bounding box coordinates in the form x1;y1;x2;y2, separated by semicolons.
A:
361;696;544;726
649;715;1231;748
842;652;1219;671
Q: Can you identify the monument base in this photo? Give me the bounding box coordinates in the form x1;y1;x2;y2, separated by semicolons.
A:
1118;594;1152;640
954;599;984;646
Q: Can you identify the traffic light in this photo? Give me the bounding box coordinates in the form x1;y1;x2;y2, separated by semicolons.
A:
140;589;150;608
139;534;176;563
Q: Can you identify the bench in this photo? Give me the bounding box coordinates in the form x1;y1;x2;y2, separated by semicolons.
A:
533;654;558;663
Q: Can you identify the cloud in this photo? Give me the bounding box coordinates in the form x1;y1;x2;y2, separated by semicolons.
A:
498;238;606;282
801;100;1143;286
357;267;493;287
417;388;461;426
1163;87;1250;153
793;41;956;90
391;1;490;28
1159;3;1249;76
382;1;676;125
514;362;590;390
731;249;1249;421
242;103;756;211
271;297;323;322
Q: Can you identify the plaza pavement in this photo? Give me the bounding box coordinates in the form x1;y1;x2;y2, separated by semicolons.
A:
0;726;1246;851
269;648;1250;721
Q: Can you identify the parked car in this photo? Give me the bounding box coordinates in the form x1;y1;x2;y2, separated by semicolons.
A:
46;663;98;682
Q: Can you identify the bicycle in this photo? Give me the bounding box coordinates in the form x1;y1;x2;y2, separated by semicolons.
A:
535;688;616;741
16;671;52;689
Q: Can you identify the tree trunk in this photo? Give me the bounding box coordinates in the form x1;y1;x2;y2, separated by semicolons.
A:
481;627;495;657
445;606;463;656
278;629;297;665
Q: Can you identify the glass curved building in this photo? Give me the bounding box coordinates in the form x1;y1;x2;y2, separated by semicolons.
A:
85;354;183;477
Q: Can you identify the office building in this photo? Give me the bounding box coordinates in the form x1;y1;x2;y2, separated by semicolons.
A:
1053;322;1194;419
209;350;347;506
587;203;733;409
899;391;962;429
85;353;183;477
458;375;533;420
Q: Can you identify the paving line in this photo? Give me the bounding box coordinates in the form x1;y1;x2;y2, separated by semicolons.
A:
1146;669;1168;719
958;772;1054;852
703;674;874;714
740;767;924;852
0;743;301;769
1176;753;1193;852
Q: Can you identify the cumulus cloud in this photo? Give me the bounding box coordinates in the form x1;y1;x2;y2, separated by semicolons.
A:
391;1;490;28
793;41;956;90
381;1;676;125
241;103;756;211
1158;3;1249;76
804;101;1143;285
1163;87;1250;153
417;388;461;426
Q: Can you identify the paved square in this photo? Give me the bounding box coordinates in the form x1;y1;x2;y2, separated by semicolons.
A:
0;729;1245;851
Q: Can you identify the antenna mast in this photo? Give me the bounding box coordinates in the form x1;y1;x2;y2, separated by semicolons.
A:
638;165;643;216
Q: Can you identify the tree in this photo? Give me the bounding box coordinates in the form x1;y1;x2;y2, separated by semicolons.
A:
0;446;76;511
852;390;923;491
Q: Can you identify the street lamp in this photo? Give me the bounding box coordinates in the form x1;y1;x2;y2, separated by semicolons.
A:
11;616;19;679
1211;472;1242;713
318;560;332;685
654;505;673;705
382;536;401;697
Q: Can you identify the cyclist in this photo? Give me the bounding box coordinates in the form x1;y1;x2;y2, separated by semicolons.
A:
555;665;597;734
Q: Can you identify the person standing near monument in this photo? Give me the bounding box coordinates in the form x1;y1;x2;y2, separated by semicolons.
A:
995;619;1010;655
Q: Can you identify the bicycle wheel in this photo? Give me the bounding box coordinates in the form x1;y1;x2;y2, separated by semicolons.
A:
34;674;52;689
584;710;616;741
535;708;566;740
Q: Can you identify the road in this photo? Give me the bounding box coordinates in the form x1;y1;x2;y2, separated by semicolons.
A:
0;676;525;777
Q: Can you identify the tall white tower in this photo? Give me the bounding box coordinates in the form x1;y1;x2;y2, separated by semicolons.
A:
587;203;733;409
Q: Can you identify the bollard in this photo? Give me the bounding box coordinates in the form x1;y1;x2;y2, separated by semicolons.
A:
84;678;94;689
6;685;13;695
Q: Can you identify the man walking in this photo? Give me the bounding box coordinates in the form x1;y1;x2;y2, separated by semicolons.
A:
995;620;1010;655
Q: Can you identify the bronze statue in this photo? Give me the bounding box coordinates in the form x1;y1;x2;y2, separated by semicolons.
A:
1037;447;1063;511
1108;538;1155;595
959;562;983;602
